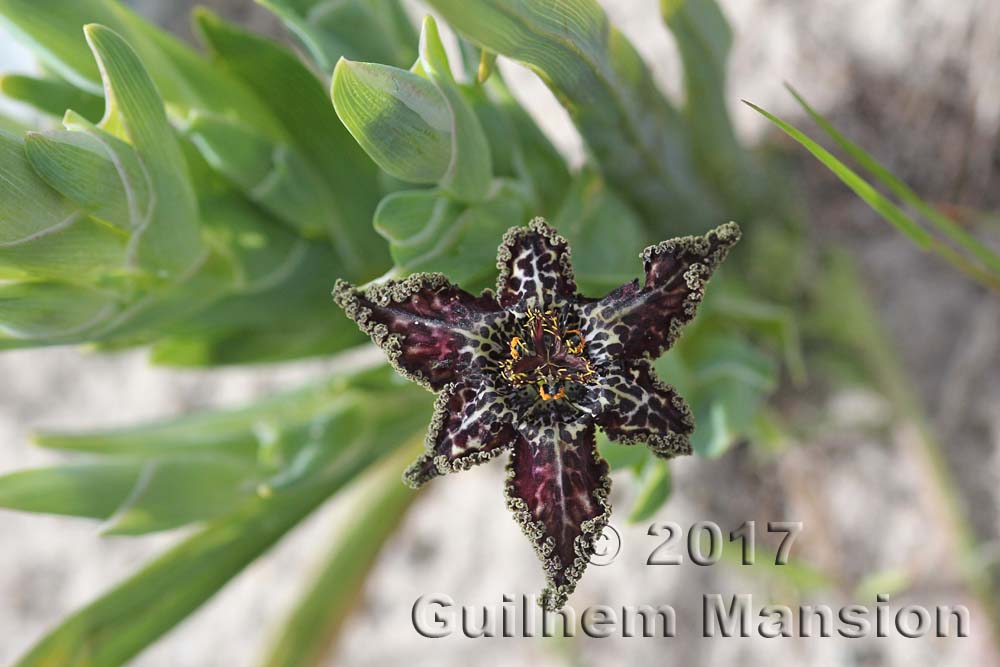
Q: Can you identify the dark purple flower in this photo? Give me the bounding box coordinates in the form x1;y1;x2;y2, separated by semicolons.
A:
333;218;741;609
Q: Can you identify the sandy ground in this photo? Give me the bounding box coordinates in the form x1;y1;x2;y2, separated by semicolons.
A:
2;1;1000;666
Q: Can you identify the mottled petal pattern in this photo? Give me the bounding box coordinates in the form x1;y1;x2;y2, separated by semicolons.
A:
333;273;503;390
496;217;577;309
596;361;694;458
404;380;520;487
582;222;741;363
505;421;610;611
333;216;741;611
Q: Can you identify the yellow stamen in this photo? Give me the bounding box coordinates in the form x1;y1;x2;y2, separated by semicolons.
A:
564;328;584;355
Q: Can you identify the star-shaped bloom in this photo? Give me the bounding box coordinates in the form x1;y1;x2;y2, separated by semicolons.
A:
333;218;740;609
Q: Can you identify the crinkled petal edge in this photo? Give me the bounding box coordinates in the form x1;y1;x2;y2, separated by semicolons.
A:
636;221;742;358
403;382;514;488
332;273;454;391
503;442;612;612
495;216;577;299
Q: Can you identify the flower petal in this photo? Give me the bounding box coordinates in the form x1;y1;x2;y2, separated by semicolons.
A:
596;361;694;458
404;380;520;487
582;222;741;362
333;273;504;390
496;217;577;309
505;421;610;611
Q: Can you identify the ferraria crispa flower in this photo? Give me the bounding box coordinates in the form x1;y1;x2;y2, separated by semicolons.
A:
334;218;741;609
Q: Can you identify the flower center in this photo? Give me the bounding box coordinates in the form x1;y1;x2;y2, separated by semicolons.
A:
500;308;595;400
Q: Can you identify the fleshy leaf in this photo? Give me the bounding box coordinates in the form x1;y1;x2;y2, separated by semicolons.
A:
0;461;140;519
0;131;127;284
24;128;150;231
417;15;493;202
0;73;104;121
332;58;453;185
84;24;205;278
662;0;761;208
196;9;387;280
184;113;338;240
552;170;645;294
0;0;282;133
262;441;421;667
374;181;532;290
258;0;417;73
425;0;722;229
505;421;610;611
0;281;117;339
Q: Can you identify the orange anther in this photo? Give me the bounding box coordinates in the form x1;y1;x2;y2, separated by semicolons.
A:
538;382;566;401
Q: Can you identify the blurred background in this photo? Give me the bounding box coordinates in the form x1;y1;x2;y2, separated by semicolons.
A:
1;0;999;665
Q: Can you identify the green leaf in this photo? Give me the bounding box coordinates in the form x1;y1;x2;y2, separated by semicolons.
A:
15;373;429;666
103;457;257;535
15;475;345;667
425;0;721;231
0;130;128;283
184;113;338;240
628;458;671;523
198;189;308;293
662;0;761;210
332;59;453;185
417;15;493;202
0;462;140;519
262;441;421;667
472;75;570;212
0;0;284;135
746;98;1000;292
597;431;648;472
0;73;104;121
681;334;778;457
195;8;388;281
552;169;645;294
150;245;365;366
84;24;205;279
258;0;417;73
24;128;150;231
743;100;932;248
374;181;532;289
0;281;117;339
784;84;1000;281
36;365;428;464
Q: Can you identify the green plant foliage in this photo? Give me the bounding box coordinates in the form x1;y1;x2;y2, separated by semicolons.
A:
8;365;431;664
195;8;388;279
0;73;104;121
374;181;532;289
0;0;282;133
262;443;421;667
425;0;724;231
0;0;828;662
333;16;493;203
333;59;455;185
628;458;672;523
747;88;1000;292
662;0;762;211
259;0;417;73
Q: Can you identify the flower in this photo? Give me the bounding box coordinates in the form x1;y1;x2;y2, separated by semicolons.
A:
333;218;741;609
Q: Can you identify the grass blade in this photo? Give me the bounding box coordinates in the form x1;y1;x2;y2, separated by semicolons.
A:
784;84;1000;279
